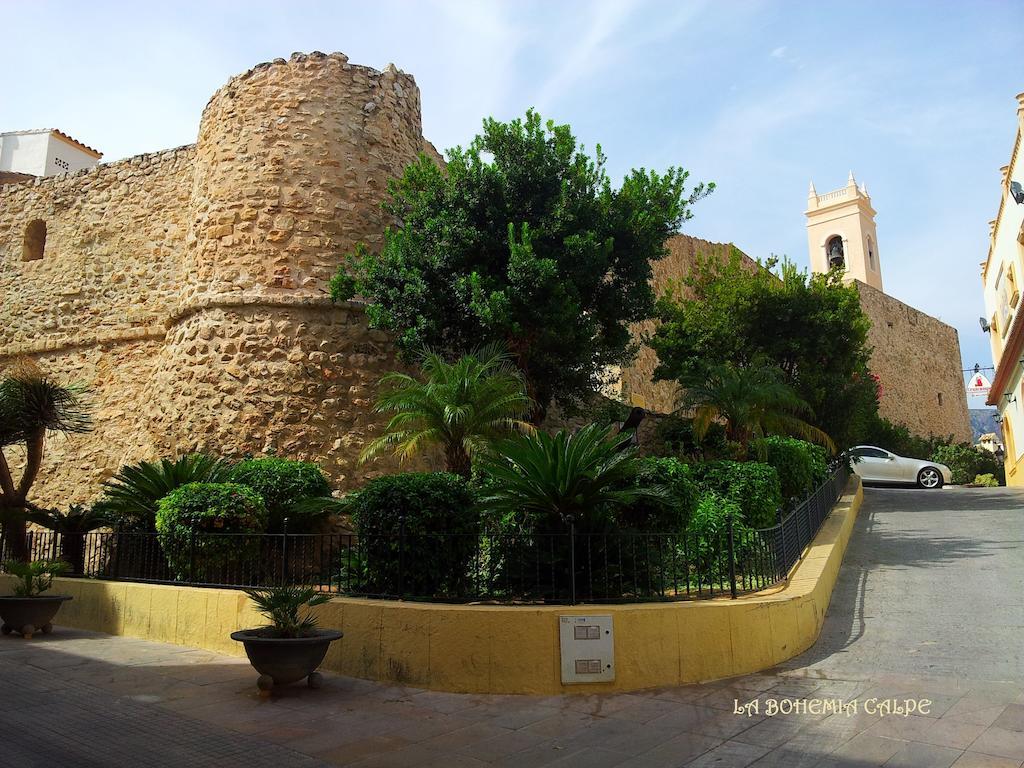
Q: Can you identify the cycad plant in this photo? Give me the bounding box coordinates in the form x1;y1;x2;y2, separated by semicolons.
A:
476;423;663;533
243;585;330;638
679;361;835;454
0;367;92;561
100;454;233;532
28;503;111;574
362;346;534;478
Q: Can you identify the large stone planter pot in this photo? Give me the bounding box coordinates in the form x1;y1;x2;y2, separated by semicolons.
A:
231;628;342;692
0;596;72;638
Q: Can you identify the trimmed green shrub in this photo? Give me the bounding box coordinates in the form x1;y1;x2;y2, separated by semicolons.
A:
231;457;332;532
931;444;1004;486
686;461;782;528
973;473;1000;487
751;436;828;502
349;472;477;597
617;457;698;533
684;493;753;578
155;483;268;581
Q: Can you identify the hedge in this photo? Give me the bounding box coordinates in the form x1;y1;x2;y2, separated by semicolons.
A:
686;461;782;528
231;456;332;532
931;444;1004;485
751;436;828;502
349;472;477;596
617;456;698;533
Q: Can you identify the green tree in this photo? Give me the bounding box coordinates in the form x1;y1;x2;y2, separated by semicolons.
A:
332;109;712;421
0;370;91;560
361;347;534;478
651;253;876;448
678;361;835;453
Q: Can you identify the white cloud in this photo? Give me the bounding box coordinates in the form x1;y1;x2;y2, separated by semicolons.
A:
770;45;787;58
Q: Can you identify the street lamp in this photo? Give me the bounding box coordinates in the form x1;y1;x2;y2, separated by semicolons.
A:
1011;181;1024;205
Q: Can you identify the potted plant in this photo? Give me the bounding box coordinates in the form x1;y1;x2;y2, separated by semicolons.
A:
0;559;71;638
231;584;341;693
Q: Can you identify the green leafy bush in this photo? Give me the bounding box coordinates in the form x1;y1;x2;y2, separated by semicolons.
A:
686;461;782;528
684;493;753;579
859;415;951;460
651;415;731;460
751;436;828;502
155;483;268;581
349;472;477;597
973;473;1000;487
931;444;1004;486
617;457;697;533
101;454;233;531
231;457;332;532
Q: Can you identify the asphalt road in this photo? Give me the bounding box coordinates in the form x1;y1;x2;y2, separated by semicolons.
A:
785;485;1024;683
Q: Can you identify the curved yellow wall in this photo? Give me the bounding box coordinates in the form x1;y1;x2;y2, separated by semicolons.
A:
2;479;862;694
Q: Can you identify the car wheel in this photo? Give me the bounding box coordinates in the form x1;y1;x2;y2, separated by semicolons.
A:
917;467;943;489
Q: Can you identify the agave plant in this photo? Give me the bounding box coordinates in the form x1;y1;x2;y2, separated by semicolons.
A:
100;454;233;531
361;345;534;478
0;367;92;560
678;361;835;454
476;423;665;533
243;585;330;638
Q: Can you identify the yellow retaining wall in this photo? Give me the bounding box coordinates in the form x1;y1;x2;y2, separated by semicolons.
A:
1;478;862;694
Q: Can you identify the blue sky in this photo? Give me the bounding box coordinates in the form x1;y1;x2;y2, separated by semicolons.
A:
3;0;1022;408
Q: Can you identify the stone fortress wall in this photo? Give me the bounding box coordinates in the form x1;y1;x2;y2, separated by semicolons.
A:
0;52;971;510
856;282;972;443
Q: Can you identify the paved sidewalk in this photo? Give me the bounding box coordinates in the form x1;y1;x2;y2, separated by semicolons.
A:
0;487;1021;767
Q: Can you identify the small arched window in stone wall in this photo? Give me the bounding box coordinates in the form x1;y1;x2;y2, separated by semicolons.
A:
22;219;47;262
826;235;844;271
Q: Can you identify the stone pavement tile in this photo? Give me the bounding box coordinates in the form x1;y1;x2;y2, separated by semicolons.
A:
748;747;827;768
554;717;679;755
951;752;1024;767
519;709;600;738
607;696;679;723
628;732;722;766
683;739;770;767
490;740;585;768
883;741;961;768
864;714;935;741
917;718;989;750
316;736;427;766
730;716;814;749
945;702;1013;728
652;684;720;703
970;727;1024;761
649;702;761;738
820;732;906;765
995;705;1024;733
765;678;824;698
409;689;488;715
697;686;770;713
562;693;651;716
456;725;550;761
485;702;563;730
421;721;519;753
546;746;632;767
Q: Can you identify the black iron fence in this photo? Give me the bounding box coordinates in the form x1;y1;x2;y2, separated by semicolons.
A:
2;465;849;604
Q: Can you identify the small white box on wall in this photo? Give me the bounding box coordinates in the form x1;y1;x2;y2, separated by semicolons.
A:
559;615;614;683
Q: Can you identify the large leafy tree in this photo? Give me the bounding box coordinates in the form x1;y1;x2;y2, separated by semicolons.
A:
651;254;877;449
361;347;534;478
331;110;712;421
0;369;92;560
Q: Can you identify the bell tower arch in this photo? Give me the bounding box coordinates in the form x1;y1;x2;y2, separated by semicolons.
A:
805;172;883;291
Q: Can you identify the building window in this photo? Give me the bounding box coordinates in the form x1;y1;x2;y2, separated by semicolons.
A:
22;220;46;261
826;236;845;271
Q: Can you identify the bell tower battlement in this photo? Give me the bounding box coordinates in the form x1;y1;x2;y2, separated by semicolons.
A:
805;172;883;291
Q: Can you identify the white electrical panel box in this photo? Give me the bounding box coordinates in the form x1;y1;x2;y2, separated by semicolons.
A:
559;615;614;684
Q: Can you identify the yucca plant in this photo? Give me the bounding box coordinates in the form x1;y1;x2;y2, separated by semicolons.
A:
0;365;92;561
3;559;66;597
100;454;233;531
679;361;835;454
243;585;330;638
361;346;534;478
476;423;664;533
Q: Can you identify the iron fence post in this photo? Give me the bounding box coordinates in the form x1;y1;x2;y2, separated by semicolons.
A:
568;515;577;605
111;528;121;580
727;513;738;599
281;517;290;586
397;515;406;599
188;528;197;585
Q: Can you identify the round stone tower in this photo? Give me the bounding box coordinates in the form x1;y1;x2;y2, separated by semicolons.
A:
149;53;436;486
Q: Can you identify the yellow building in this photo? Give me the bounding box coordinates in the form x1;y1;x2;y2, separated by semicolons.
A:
981;92;1024;485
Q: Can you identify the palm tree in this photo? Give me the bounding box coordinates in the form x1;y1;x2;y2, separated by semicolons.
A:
678;361;835;453
362;346;535;478
476;423;664;532
0;368;92;560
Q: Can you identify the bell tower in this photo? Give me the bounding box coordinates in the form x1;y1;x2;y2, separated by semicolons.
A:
805;172;883;291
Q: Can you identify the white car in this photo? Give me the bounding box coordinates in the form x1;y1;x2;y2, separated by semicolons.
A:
848;446;953;489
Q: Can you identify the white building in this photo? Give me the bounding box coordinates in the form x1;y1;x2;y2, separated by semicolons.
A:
0;129;101;179
980;91;1024;486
